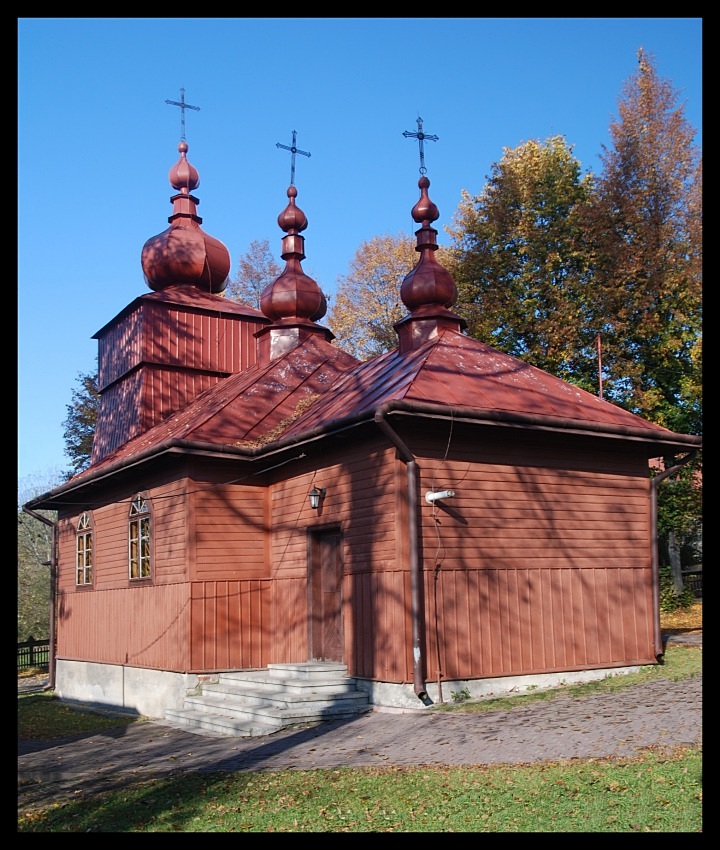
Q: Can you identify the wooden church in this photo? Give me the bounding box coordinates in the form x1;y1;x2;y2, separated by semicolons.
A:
25;120;701;729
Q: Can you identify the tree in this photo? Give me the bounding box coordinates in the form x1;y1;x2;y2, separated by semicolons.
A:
18;471;62;643
582;48;702;430
225;238;282;308
327;233;425;360
583;49;702;582
446;136;598;390
62;363;100;476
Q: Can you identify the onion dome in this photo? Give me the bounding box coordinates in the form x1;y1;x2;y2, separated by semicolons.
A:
260;186;327;322
141;141;230;294
395;175;466;352
400;176;457;311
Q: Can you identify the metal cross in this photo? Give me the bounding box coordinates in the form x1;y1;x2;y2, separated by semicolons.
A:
276;129;311;186
165;88;201;141
402;116;439;174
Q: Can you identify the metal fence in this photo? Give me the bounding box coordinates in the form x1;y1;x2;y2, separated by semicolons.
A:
17;636;50;671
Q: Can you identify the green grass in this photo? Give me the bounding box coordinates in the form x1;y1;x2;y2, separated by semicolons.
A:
18;646;701;832
17;749;702;832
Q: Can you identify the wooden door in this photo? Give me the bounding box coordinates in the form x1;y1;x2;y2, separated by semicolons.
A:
309;528;343;661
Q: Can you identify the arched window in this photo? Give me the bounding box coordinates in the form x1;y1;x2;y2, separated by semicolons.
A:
129;495;151;580
76;512;93;586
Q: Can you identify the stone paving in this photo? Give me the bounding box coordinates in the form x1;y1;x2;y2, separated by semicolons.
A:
18;635;702;811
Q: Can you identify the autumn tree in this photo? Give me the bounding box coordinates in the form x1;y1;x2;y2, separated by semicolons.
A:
583;49;702;590
62;363;100;476
446;136;598;389
583;48;702;430
226;238;282;308
327;233;423;360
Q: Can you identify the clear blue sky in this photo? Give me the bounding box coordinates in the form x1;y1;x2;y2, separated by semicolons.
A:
18;17;703;489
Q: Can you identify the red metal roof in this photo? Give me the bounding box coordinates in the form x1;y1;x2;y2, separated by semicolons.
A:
69;322;699;491
281;328;700;451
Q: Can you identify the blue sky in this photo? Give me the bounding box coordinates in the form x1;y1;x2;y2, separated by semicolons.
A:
17;17;703;488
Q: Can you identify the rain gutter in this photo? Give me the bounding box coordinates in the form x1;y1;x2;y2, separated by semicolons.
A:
373;407;429;703
21;507;57;690
650;450;699;658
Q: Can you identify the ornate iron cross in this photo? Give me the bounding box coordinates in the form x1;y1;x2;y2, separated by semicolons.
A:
165;88;200;141
402;116;439;174
276;129;311;186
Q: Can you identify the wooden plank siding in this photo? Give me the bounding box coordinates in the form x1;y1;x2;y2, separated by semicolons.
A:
192;483;268;580
51;426;658;681
412;449;656;682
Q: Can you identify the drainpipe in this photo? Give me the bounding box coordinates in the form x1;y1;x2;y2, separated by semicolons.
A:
22;507;57;690
374;408;429;703
650;450;698;659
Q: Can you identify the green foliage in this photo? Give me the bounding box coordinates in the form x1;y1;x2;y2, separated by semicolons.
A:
61;362;100;475
658;567;695;613
582;48;701;425
17;473;63;643
450;687;471;703
447;135;598;390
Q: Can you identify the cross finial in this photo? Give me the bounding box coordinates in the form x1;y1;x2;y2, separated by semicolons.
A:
165;88;201;141
276;129;311;186
402;116;439;175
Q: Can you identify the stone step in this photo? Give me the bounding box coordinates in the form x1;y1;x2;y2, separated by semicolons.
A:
184;689;369;719
200;682;369;707
214;672;359;696
163;707;278;738
164;663;371;737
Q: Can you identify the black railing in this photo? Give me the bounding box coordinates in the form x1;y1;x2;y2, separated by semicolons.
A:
17;636;50;671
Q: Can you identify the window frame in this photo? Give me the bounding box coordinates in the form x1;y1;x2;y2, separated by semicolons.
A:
128;494;152;581
75;511;94;587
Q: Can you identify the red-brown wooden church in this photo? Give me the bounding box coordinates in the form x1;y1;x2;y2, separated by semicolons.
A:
25;125;701;723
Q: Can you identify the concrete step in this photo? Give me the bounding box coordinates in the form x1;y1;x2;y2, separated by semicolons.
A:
163;707;278;738
213;672;360;696
164;662;371;737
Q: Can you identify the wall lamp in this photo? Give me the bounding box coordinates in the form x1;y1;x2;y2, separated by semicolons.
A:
308;486;326;510
425;489;455;504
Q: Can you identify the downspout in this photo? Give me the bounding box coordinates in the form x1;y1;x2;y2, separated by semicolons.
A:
650;450;698;659
374;407;430;703
22;507;57;690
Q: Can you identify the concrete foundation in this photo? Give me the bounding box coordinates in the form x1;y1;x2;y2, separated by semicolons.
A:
356;665;642;711
53;659;642;718
54;660;201;718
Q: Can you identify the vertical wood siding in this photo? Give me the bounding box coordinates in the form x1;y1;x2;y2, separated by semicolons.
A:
189;579;270;670
141;303;263;375
56;582;191;670
270;577;309;663
93;303;264;460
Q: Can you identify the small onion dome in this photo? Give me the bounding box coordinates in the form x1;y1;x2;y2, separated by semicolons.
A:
260;186;326;322
141;141;230;294
400;175;457;311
